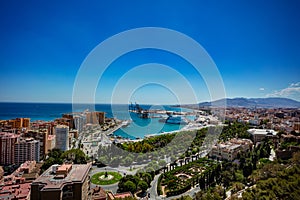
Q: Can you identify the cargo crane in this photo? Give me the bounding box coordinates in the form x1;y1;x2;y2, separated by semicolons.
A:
129;102;149;118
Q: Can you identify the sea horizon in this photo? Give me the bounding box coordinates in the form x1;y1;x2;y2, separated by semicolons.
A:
0;102;191;139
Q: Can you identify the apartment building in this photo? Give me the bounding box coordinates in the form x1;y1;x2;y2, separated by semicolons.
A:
0;132;19;165
55;125;69;151
14;138;40;165
30;163;91;200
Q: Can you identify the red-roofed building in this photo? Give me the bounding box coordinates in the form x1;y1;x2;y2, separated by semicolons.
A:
0;161;40;200
107;191;133;200
0;181;31;200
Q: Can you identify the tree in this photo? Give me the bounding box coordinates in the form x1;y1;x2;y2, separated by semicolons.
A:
136;154;145;164
221;171;233;189
167;179;177;190
158;159;167;167
243;155;300;199
47;148;63;158
243;163;253;178
176;196;193;200
138;180;148;192
122;157;133;167
232;182;245;193
124;180;136;194
291;151;300;165
61;149;87;164
141;172;153;185
109;157;121;167
41;149;63;172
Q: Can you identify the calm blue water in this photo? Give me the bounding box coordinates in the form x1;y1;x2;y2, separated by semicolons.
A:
0;103;191;139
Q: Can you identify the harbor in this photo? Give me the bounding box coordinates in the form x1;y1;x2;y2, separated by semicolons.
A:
55;103;221;159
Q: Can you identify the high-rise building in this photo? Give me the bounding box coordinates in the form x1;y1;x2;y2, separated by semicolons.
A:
46;135;56;154
86;112;96;124
23;118;30;128
14;138;40;165
62;114;75;129
15;118;23;128
0;132;19;165
55;125;69;151
86;112;105;125
30;163;91;200
3;118;31;129
7;120;16;129
96;112;105;124
73;115;85;133
26;129;48;158
31;121;56;135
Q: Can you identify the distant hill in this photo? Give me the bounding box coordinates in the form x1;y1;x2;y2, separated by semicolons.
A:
197;97;300;108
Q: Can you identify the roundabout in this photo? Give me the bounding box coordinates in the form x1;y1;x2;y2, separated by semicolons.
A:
91;171;122;185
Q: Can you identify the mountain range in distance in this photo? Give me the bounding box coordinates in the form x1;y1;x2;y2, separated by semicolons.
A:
193;97;300;108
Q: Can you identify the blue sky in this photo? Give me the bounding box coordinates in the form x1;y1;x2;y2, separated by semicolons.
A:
0;0;299;104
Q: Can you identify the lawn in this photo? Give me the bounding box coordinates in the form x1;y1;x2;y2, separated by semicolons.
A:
91;171;122;185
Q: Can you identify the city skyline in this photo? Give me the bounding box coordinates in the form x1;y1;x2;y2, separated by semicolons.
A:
0;1;300;104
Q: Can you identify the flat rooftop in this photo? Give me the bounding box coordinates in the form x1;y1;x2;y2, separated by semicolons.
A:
248;128;277;136
32;163;91;190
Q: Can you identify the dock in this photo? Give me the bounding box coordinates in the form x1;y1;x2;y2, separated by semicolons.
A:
128;102;194;119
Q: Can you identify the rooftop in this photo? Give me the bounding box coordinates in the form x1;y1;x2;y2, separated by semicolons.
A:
0;132;19;138
55;124;69;129
107;191;132;199
113;192;133;199
91;186;106;199
248;128;277;136
31;163;91;190
0;182;31;199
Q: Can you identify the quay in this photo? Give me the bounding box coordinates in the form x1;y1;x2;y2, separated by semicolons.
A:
129;102;195;119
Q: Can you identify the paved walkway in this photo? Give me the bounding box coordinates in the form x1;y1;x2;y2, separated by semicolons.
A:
148;174;201;200
89;164;148;193
81;126;211;199
148;173;161;199
147;151;209;200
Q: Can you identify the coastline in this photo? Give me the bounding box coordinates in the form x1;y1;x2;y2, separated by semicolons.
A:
106;107;220;141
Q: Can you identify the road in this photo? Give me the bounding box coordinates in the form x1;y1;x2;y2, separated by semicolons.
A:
148;173;162;200
147;151;209;200
81;125;211;199
148;173;201;200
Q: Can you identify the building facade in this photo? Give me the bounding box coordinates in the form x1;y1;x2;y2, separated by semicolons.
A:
86;112;105;125
25;129;48;158
30;163;91;200
209;138;253;161
55;125;69;151
247;128;278;144
0;132;19;165
14;138;40;165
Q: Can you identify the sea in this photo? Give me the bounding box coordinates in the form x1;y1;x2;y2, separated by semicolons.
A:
0;102;192;139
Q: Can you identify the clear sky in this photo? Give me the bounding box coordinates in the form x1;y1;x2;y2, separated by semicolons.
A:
0;0;299;104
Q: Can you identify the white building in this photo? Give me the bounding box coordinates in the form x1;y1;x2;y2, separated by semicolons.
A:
73;115;85;133
55;125;69;151
247;129;277;144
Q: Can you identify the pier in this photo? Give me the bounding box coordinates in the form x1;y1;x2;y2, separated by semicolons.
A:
128;102;194;119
